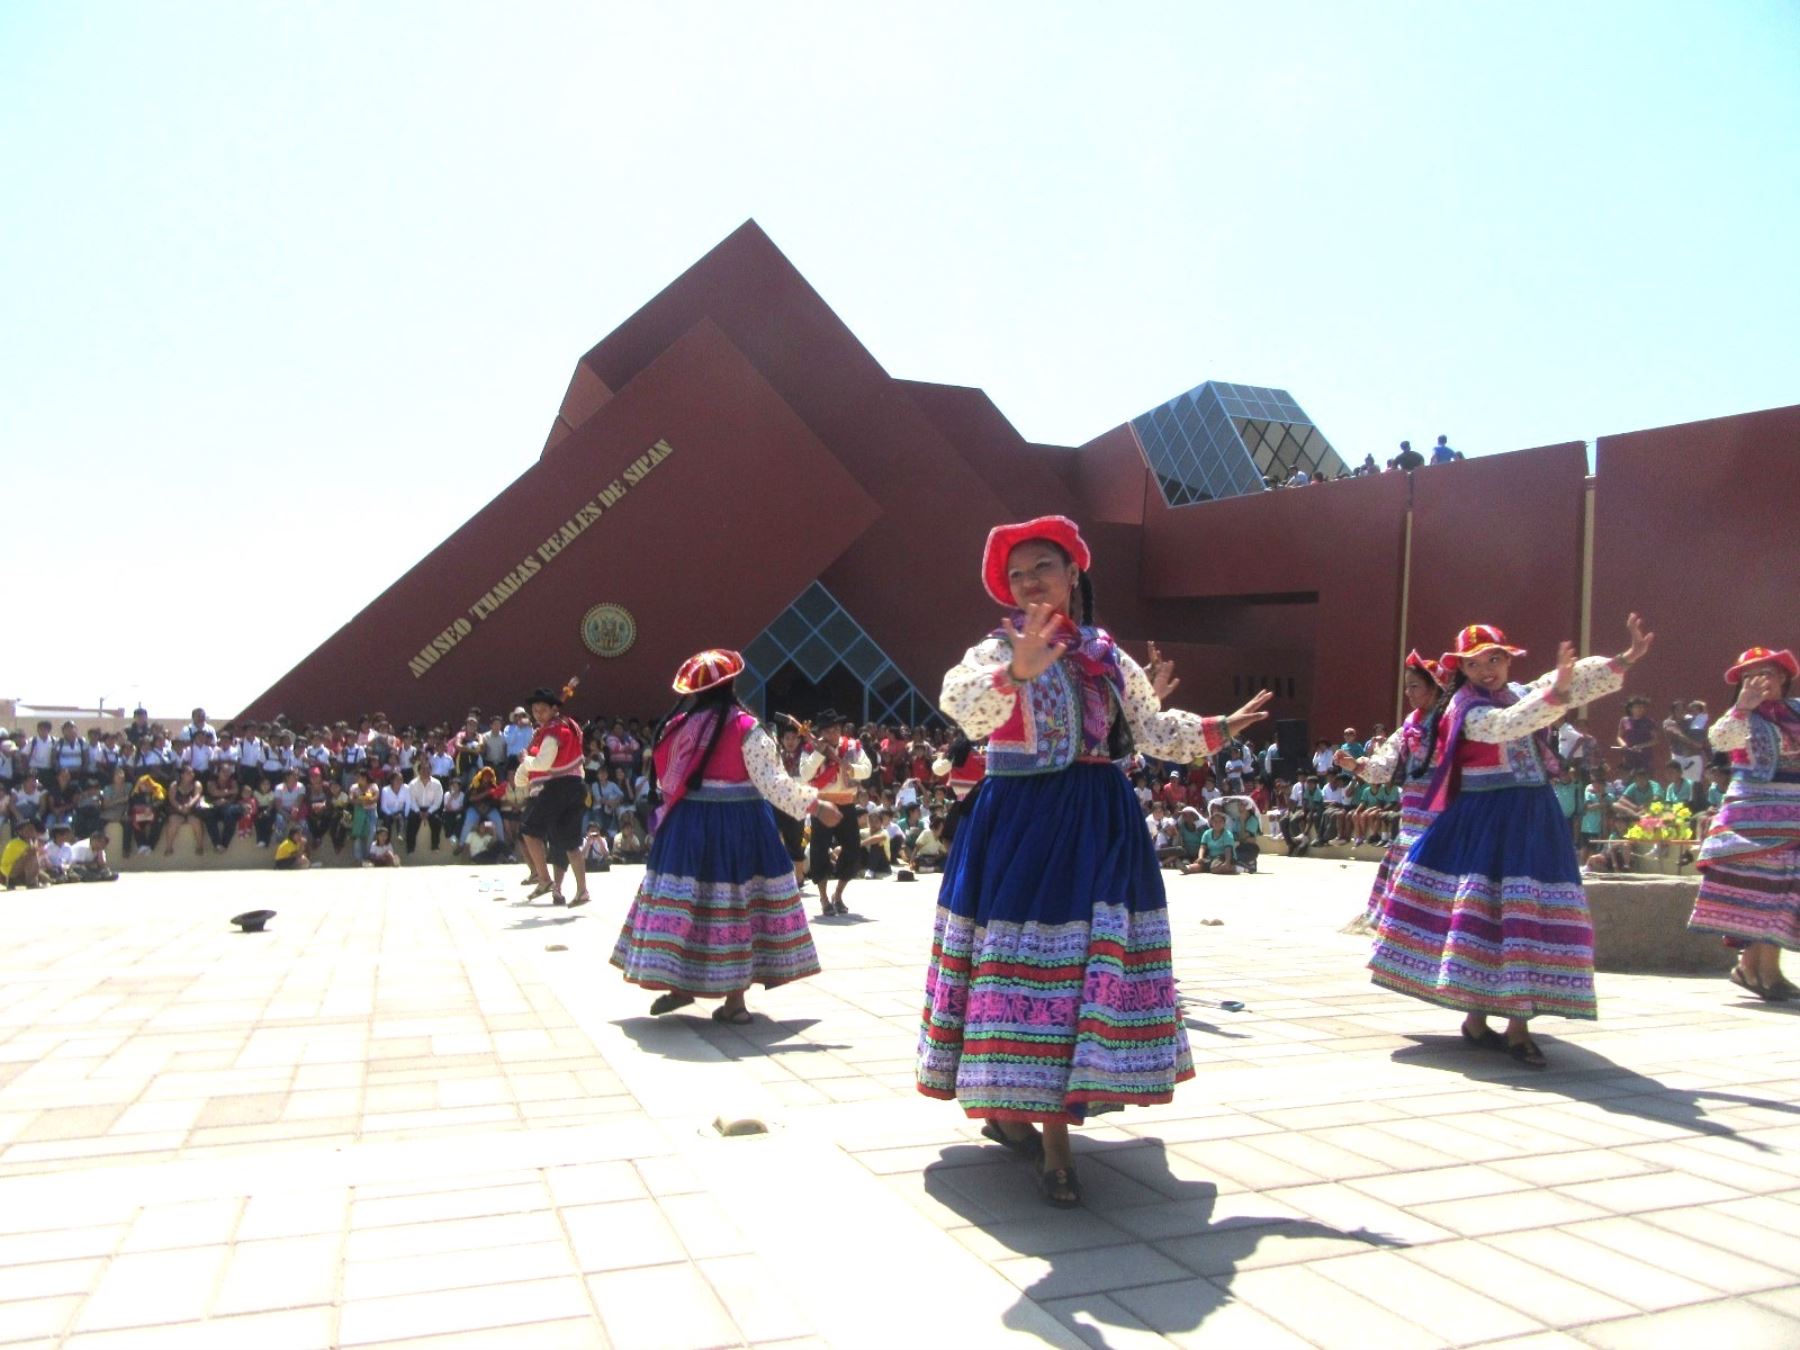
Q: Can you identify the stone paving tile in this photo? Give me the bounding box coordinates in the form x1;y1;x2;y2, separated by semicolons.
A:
560;1198;688;1272
1312;1246;1545;1343
70;1244;232;1332
1410;1187;1611;1237
338;1276;594;1346
60;1304;337;1350
1487;1227;1721;1312
1575;1298;1800;1349
1226;1262;1445;1349
588;1262;742;1350
1405;1240;1637;1327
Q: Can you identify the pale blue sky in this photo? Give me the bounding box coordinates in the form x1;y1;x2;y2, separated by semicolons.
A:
3;1;1796;718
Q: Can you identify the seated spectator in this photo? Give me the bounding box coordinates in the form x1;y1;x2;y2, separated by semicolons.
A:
464;819;504;862
366;825;401;868
912;819;947;872
581;826;611;869
42;823;77;883
163;767;207;857
1694;764;1729;839
403;762;445;854
274;826;312;870
1215;794;1264;873
1321;773;1355;843
1430;435;1455;465
441;779;466;847
1610;766;1663;830
457;765;507;851
613;812;648;864
96;766;130;852
1174;806;1207;867
1182;809;1239;876
2;820;45;889
1395;440;1424;471
862;808;893;877
69;829;117;882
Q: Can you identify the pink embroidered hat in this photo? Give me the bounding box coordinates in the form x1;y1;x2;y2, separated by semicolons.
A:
1439;624;1526;673
981;515;1091;608
1404;649;1444;687
1724;646;1799;684
672;648;745;695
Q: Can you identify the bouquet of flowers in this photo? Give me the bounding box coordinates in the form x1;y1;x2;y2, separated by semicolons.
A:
1624;800;1695;842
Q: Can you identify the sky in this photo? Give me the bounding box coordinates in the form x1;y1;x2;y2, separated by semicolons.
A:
3;1;1796;719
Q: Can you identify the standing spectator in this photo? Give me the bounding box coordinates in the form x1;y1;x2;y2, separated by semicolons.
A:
1616;696;1657;774
1556;713;1595;776
501;707;535;767
347;770;378;863
1664;698;1706;786
1430;435;1456;465
403;762;445;853
176;708;217;744
1394;440;1425;472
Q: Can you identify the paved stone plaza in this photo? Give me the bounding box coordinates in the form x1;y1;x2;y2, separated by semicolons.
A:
0;854;1797;1348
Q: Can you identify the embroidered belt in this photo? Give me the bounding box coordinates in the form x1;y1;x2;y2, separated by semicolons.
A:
686;783;762;802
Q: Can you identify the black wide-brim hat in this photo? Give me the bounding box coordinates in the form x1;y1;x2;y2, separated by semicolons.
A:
813;708;847;728
525;687;562;708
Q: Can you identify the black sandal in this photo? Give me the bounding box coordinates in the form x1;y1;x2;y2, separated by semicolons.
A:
980;1120;1045;1164
711;1005;752;1025
1460;1022;1505;1051
649;992;695;1016
569;893;590;908
1040;1163;1081;1209
1505;1037;1548;1069
1730;966;1774;1001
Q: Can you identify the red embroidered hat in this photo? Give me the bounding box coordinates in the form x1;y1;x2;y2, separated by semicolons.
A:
1439;623;1526;672
1724;646;1799;684
1404;649;1444;687
672;648;745;695
981;515;1092;607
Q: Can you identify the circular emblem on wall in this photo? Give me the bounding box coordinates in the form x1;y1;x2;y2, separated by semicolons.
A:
581;603;637;658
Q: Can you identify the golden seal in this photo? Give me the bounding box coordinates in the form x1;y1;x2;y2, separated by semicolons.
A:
581;603;637;658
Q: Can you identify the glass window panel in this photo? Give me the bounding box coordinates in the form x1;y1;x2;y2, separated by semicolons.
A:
818;609;859;655
795;584;835;627
793;633;836;681
743;632;784;676
769;606;812;653
842;635;883;680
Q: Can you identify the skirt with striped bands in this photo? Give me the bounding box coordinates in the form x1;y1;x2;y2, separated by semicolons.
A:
610;785;819;996
1372;784;1596;1020
916;763;1193;1124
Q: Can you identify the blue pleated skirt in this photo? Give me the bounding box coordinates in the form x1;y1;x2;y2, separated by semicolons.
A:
916;764;1194;1122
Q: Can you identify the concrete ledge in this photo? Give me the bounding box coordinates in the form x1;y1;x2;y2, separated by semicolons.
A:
1588;875;1723;974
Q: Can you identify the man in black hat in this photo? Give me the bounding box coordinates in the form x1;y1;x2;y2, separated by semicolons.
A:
513;687;591;906
797;709;871;917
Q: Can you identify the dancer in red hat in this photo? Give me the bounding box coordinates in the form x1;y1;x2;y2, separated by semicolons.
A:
610;650;838;1023
917;515;1272;1207
1338;650;1446;931
1372;616;1653;1067
1689;646;1800;1000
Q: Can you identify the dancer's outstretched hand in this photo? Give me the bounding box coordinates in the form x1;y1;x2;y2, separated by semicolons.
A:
1226;689;1274;736
1552;641;1578;697
1146;641;1180;703
1003;602;1072;683
1619;613;1654;666
1736;671;1781;711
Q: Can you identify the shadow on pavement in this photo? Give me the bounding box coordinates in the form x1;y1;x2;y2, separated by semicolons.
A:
924;1137;1402;1347
614;1012;851;1062
1393;1033;1800;1150
505;914;586;930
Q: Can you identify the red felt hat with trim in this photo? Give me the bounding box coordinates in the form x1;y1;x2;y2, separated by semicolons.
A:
1439;623;1526;672
672;648;745;695
1724;646;1799;684
981;515;1091;608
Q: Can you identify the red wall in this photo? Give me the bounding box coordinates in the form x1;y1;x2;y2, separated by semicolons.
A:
1405;443;1587;703
243;321;879;725
1592;404;1800;715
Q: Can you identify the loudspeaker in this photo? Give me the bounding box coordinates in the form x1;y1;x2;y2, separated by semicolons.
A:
1274;719;1309;778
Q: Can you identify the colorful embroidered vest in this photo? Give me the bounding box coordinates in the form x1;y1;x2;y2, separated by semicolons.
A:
524;714;585;785
1420;682;1557;811
985;623;1128;777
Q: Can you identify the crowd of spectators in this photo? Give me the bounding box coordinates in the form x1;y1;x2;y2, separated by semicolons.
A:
1267;434;1464;490
0;679;1721;889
